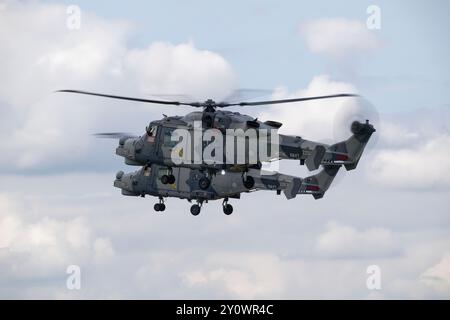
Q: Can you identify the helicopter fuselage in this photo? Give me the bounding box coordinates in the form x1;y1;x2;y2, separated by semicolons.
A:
116;110;330;173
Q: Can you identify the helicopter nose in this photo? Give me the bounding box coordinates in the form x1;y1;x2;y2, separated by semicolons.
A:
113;171;136;195
116;137;138;160
119;136;129;146
114;171;130;190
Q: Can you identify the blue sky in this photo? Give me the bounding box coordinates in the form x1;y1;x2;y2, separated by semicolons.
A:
42;0;450;112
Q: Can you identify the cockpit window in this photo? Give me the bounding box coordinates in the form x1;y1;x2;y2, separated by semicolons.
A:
147;125;158;136
162;127;178;147
143;167;151;177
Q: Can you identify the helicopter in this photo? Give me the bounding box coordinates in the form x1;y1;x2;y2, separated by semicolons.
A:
57;89;375;215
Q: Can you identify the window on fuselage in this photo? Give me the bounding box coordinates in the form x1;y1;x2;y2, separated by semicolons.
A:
143;167;152;177
162;127;178;147
147;125;158;136
146;125;158;143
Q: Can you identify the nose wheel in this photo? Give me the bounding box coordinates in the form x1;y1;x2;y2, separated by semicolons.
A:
154;197;166;212
222;198;233;215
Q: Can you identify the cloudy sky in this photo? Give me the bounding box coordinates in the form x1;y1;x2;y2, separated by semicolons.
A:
1;0;449;299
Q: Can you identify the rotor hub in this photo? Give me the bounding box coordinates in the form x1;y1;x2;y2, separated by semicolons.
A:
203;99;217;112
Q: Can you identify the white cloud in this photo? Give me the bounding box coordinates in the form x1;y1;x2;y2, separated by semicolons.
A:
258;75;375;142
182;253;284;299
0;1;237;171
301;18;381;60
369;134;450;188
0;206;21;249
316;221;397;258
421;252;450;294
1;174;449;299
179;245;450;299
0;193;114;281
93;238;115;263
378;121;420;148
124;41;237;100
363;106;450;189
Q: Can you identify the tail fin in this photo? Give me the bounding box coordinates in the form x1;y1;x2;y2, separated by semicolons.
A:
284;165;341;200
323;120;375;171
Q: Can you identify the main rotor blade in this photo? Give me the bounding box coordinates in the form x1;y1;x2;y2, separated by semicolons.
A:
56;90;201;107
93;132;136;139
221;93;359;107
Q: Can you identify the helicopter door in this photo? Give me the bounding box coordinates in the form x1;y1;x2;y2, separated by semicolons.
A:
155;166;179;191
153;166;191;194
176;167;191;193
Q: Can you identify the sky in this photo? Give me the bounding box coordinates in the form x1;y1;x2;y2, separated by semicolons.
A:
0;0;450;299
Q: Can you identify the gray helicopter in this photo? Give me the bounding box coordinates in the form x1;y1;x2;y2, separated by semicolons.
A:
57;89;375;215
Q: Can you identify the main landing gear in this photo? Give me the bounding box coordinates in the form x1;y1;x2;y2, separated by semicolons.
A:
190;200;202;216
154;197;166;212
189;199;234;216
222;198;233;215
161;168;175;185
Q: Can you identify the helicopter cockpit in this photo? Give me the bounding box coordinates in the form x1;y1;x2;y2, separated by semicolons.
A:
146;124;158;138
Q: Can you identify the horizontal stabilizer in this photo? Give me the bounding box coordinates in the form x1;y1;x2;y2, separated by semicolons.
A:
283;177;302;200
306;145;326;171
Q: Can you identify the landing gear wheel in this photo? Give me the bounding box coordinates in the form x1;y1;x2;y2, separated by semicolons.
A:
168;175;175;184
199;177;211;190
161;175;170;184
243;176;255;189
223;204;233;215
190;204;201;216
154;198;166;212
